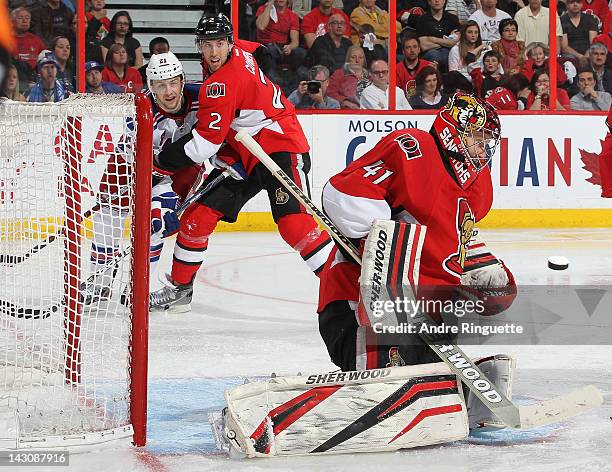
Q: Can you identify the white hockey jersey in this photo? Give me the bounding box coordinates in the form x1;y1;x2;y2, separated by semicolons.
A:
147;82;202;155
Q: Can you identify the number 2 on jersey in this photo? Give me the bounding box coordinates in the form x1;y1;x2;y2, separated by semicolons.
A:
362;160;393;185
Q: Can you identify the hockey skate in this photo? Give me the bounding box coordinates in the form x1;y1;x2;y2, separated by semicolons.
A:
149;275;193;313
80;282;111;305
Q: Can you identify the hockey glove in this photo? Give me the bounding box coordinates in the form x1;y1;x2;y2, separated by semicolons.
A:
211;154;248;180
151;190;180;238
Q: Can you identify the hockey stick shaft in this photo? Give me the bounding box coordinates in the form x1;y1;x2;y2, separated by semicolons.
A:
0;206;99;266
235;131;361;264
235;129;603;429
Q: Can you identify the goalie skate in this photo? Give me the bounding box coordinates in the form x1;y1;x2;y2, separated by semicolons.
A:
149;275;193;313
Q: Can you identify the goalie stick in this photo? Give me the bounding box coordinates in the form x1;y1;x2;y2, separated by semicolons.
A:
234;129;603;430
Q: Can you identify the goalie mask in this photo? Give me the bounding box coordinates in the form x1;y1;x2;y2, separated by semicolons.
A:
432;91;501;188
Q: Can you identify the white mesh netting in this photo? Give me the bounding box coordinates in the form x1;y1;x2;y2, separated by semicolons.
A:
0;94;144;448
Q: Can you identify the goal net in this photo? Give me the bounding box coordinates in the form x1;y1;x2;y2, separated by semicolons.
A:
0;94;151;449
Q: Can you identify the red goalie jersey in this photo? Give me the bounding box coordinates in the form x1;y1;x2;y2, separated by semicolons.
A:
318;127;494;312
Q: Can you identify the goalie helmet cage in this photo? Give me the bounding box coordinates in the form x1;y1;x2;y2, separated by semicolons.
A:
0;94;152;449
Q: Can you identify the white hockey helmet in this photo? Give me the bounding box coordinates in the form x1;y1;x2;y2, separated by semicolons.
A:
146;51;184;90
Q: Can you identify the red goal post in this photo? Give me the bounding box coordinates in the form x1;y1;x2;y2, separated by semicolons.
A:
0;93;152;448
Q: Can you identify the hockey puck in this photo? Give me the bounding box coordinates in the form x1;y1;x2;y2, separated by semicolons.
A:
548;256;569;271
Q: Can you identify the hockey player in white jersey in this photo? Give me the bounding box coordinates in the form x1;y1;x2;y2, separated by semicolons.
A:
82;52;205;304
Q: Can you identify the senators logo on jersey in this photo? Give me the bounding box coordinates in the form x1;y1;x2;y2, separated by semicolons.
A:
395;133;422;160
206;82;225;98
444;198;475;277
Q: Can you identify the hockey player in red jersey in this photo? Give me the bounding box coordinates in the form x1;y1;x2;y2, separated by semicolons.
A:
81;52;206;305
149;14;333;312
317;92;517;372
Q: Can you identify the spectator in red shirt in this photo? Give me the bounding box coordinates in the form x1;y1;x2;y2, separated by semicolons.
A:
582;0;608;30
520;42;568;85
396;33;434;99
11;7;46;70
101;42;143;93
255;0;305;84
301;0;350;48
527;69;570;110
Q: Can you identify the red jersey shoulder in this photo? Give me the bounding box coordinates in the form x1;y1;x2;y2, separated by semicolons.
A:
200;47;260;98
380;128;436;163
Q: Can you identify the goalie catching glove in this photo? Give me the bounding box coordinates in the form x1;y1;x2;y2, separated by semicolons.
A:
459;229;517;316
151;182;181;238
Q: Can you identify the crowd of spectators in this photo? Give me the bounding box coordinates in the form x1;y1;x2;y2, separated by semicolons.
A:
239;0;612;111
2;0;611;111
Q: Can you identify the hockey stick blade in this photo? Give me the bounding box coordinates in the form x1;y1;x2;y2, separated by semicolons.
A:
235;129;605;431
0;299;59;320
516;385;603;429
0;204;101;267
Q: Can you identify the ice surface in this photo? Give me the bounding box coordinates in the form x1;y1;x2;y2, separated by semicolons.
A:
31;229;612;471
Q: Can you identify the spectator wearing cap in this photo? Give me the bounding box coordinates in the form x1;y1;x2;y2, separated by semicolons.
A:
301;0;350;48
491;18;526;75
85;60;122;93
561;0;598;61
570;67;612;110
30;0;72;45
11;7;46;71
27;51;67;102
101;42;143;93
138;36;170;86
100;11;144;68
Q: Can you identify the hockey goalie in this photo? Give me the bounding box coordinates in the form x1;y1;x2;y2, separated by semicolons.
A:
211;92;601;457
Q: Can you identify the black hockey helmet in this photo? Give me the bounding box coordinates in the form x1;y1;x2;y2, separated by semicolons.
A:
195;14;233;43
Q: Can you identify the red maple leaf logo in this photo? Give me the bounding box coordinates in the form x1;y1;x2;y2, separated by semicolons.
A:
579;141;602;187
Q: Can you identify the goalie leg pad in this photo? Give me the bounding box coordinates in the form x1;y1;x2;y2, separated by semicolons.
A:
214;364;468;457
359;219;426;329
467;354;515;431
